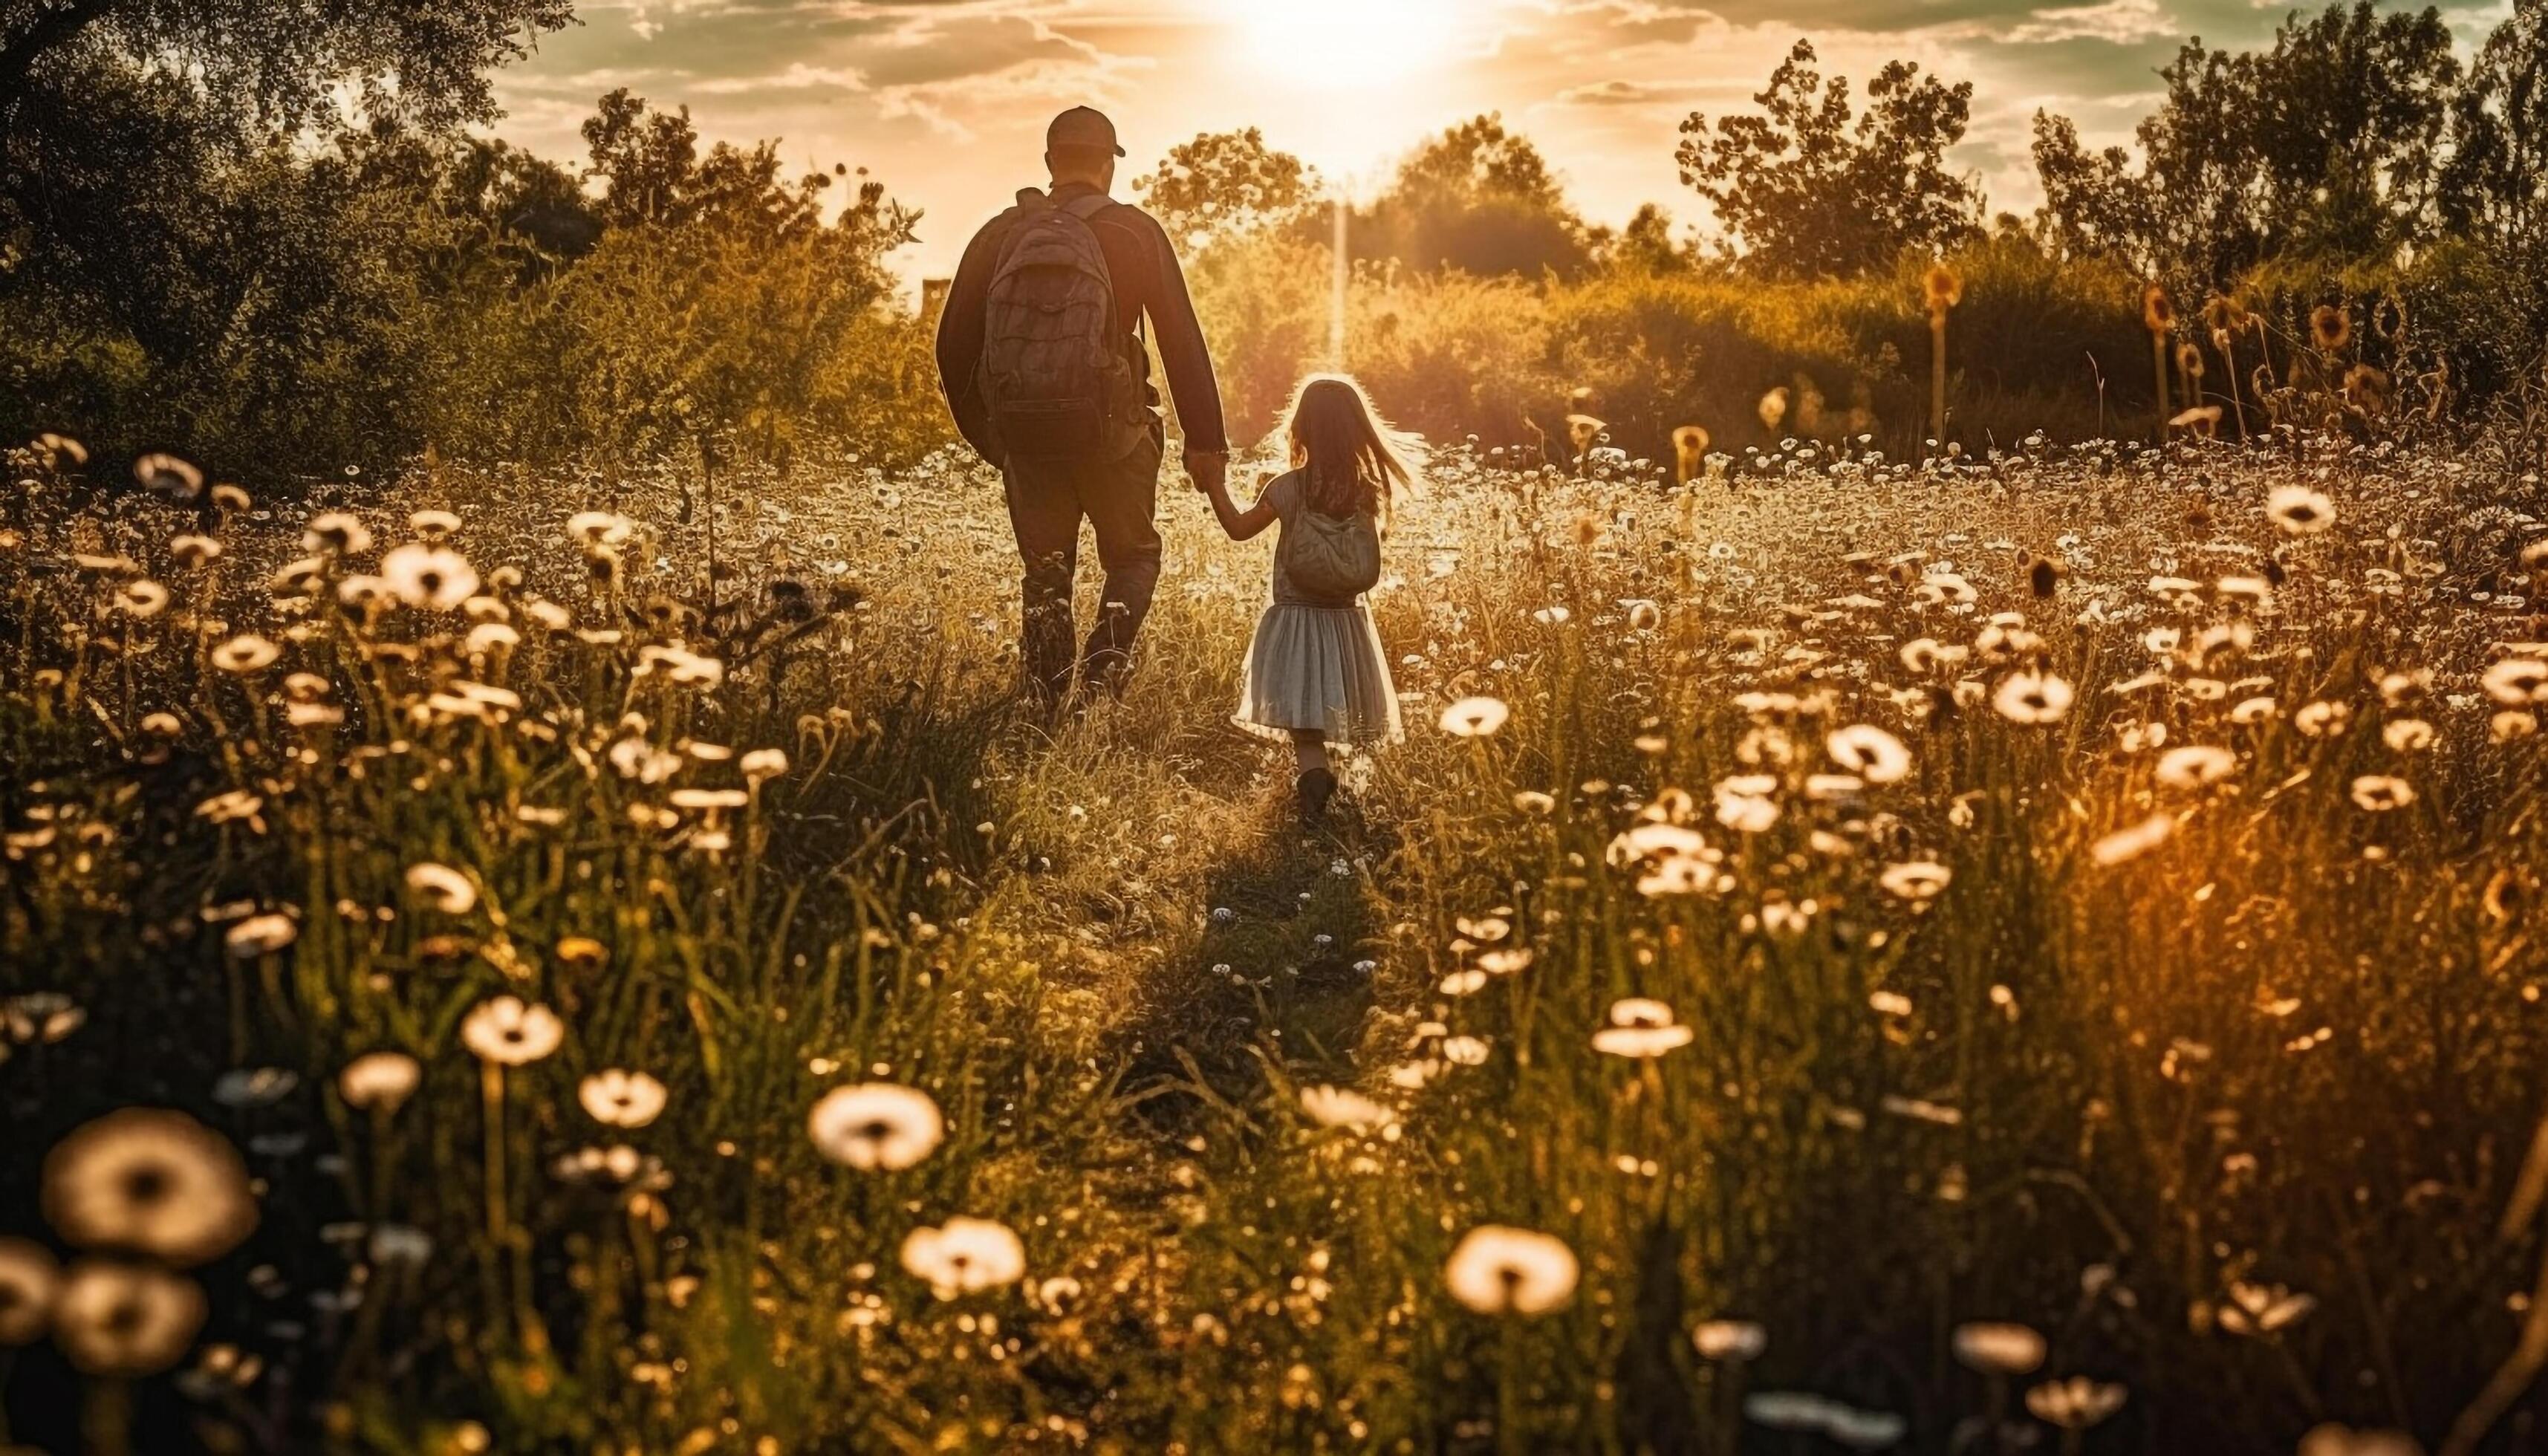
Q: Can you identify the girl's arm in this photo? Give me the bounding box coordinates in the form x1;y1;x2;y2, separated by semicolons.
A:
1205;478;1281;542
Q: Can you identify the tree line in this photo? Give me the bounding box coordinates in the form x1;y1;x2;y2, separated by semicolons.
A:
6;0;2547;478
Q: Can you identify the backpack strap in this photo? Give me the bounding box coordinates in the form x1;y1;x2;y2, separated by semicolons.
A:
1059;192;1116;222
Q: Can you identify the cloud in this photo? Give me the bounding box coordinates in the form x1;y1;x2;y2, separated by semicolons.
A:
1554;78;1720;106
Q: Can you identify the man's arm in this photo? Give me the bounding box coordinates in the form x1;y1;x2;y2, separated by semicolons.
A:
1134;212;1229;461
934;222;1003;464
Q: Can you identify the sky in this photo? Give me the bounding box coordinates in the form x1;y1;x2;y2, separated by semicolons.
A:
489;0;2513;283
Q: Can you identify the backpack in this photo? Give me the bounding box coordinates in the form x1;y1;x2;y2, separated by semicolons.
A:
1278;475;1383;602
975;191;1151;463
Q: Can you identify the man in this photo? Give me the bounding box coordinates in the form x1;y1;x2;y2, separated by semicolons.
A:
936;105;1229;708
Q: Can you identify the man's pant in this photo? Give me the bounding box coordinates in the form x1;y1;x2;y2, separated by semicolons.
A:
1002;423;1165;704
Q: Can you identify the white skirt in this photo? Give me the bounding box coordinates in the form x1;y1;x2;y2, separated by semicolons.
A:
1233;602;1403;747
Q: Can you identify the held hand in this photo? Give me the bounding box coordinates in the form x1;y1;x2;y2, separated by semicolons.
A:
1185;449;1228;495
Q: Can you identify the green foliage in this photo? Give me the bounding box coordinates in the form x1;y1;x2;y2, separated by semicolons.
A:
1134;128;1322;252
1676;39;1980;279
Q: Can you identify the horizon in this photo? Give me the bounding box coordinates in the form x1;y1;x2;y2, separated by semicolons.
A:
487;0;2517;285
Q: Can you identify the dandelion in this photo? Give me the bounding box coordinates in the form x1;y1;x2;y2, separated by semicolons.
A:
0;1238;60;1344
1593;998;1694;1058
1443;1226;1578;1315
53;1260;206;1377
1692;1319;1767;1362
2155;744;2237;791
211;1067;297;1108
2310;303;2352;352
2295;701;2351;738
2171;405;2223;440
741;747;790;782
209;634;281;674
339;1051;422;1113
405;862;477;914
114;579;169;619
2266;485;2337;536
2382;718;2434;753
1671;426;1710;484
2483;658;2548;706
1758;387;1789;432
900;1217;1025;1299
224;913;297;958
304;512;373;556
2295;1424;2422;1456
2218;1281;2315;1336
1826;724;1911;784
42;1109;257;1266
460;997;565;1066
1925;260;1961;444
566;511;634;550
380;543;480;611
579;1070;669;1128
409;508;463;538
2350;775;2415;813
134;453;204;501
2027;1376;2127;1430
168;533;221;568
1438;696;1509;738
4;992;84;1044
2091;814;2176;867
2144;283;2174;435
1994;671;2073;725
808;1082;945;1171
1564;414;1606;461
1300;1085;1396;1131
1879;861;1952;901
1952;1321;2047;1376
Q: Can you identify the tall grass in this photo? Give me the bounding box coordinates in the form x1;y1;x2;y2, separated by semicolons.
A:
3;425;2548;1452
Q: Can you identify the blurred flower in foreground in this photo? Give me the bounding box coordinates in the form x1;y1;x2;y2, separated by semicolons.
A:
900;1217;1024;1299
1952;1321;2046;1376
579;1070;669;1128
1438;696;1509;738
2350;776;2415;813
2267;484;2336;536
2027;1375;2126;1430
808;1082;944;1170
53;1259;205;1376
0;1238;60;1343
1301;1085;1396;1130
1827;724;1911;784
1443;1226;1577;1314
2296;1423;2423;1456
380;543;479;611
405;862;477;914
2218;1281;2315;1336
1692;1319;1766;1362
42;1109;256;1266
1593;998;1693;1058
339;1051;423;1113
1993;671;2073;725
461;997;565;1066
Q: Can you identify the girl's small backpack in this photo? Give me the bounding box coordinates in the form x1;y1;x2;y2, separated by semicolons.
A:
1280;493;1383;602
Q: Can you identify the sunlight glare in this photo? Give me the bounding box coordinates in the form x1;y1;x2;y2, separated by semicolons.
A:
1224;0;1462;90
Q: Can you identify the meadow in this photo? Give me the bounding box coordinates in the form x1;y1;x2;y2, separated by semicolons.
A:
5;419;2548;1455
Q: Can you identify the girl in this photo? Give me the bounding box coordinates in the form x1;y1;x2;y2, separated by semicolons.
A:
1200;375;1411;821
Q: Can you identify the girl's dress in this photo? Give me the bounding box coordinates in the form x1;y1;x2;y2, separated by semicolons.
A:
1233;471;1403;747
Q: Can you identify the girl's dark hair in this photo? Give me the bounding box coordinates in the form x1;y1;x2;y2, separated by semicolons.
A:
1285;374;1415;519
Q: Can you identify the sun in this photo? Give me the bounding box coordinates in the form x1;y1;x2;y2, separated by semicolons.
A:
1222;0;1463;91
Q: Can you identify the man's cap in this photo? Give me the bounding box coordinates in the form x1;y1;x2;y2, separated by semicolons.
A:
1047;106;1125;158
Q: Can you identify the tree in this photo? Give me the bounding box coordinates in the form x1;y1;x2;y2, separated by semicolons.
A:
2443;0;2548;258
0;0;572;143
1134;129;1320;250
1361;114;1596;278
2034;3;2460;282
1605;204;1697;276
1675;39;1980;279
